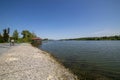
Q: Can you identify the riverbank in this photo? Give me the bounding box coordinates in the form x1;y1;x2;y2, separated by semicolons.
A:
0;43;78;80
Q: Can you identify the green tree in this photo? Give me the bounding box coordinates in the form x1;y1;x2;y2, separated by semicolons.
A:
31;32;37;38
3;28;9;42
21;30;36;42
12;30;19;41
0;33;3;43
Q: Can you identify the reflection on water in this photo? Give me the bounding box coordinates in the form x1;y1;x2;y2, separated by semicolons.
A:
40;41;120;80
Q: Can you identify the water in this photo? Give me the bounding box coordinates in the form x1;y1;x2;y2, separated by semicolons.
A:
40;41;120;80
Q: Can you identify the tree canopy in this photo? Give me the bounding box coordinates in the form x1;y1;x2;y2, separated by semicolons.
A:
0;28;37;43
0;28;10;42
12;30;19;41
21;30;37;42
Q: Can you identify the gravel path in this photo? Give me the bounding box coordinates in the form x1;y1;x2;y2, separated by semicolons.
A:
0;43;19;55
0;43;78;80
0;43;11;55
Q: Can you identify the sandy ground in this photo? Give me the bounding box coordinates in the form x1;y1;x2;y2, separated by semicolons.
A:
0;43;78;80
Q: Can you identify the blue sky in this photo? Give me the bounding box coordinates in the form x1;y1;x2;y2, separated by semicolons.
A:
0;0;120;39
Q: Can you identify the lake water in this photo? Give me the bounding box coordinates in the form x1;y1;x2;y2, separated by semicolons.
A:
40;41;120;80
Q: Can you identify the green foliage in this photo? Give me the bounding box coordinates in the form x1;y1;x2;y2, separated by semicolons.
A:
0;28;37;43
12;30;19;41
17;38;23;43
2;28;10;42
0;33;3;43
64;35;120;41
21;30;36;42
42;38;48;41
31;32;37;38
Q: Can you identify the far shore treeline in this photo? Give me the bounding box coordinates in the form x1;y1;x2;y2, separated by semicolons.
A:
0;28;37;43
62;35;120;41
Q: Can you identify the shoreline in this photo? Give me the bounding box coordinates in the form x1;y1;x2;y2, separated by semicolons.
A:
40;50;78;79
0;43;78;80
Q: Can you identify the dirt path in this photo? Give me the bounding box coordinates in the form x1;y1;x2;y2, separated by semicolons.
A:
0;43;78;80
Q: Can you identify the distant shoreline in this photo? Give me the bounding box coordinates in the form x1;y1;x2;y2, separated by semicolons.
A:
61;35;120;41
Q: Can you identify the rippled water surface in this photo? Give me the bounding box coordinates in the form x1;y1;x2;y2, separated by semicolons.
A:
40;41;120;80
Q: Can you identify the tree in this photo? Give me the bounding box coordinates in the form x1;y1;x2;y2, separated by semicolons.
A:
31;32;37;38
3;28;9;42
0;33;3;43
12;30;19;41
21;30;37;42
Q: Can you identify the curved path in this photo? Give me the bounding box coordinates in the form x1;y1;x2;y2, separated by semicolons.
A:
0;43;78;80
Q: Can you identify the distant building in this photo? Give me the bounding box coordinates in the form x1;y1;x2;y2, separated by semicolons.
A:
31;37;42;46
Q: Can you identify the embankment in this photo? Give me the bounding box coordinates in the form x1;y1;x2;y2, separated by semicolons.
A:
0;43;78;80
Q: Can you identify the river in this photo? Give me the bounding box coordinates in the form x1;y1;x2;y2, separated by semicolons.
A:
40;41;120;80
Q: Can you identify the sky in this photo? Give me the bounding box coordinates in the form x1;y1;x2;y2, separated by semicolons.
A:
0;0;120;39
